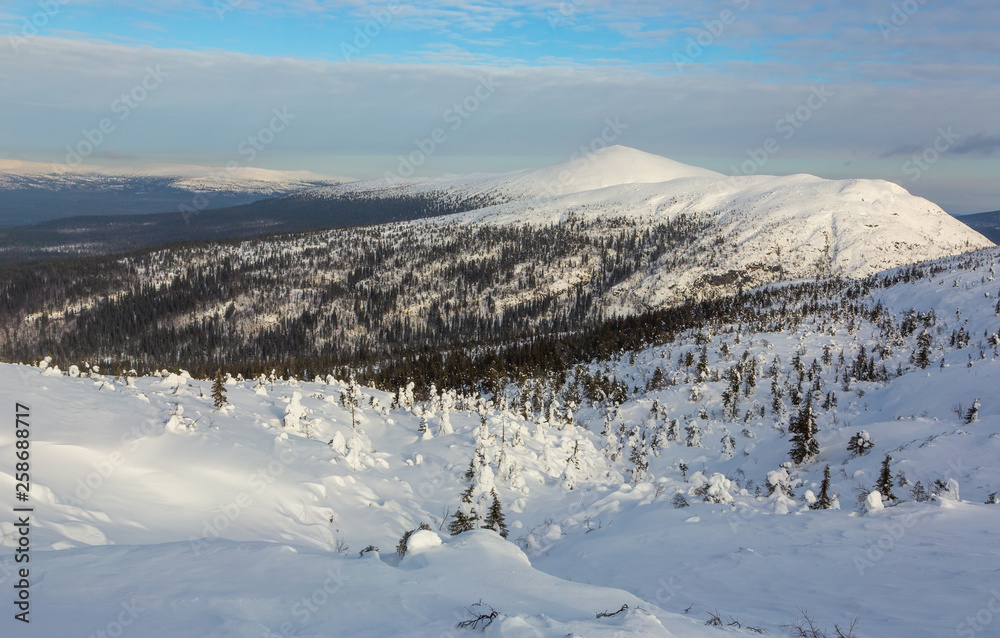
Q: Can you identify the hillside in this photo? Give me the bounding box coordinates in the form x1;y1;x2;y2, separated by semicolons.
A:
3;147;990;268
3;247;999;636
0;147;991;377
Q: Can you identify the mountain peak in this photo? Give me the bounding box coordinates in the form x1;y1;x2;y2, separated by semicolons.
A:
473;145;721;201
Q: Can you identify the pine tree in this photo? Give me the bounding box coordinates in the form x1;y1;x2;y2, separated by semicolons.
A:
211;369;227;409
876;454;897;501
483;489;508;538
788;393;819;465
810;464;835;510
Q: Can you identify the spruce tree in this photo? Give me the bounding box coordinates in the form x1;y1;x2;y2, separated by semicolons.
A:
483;489;508;538
914;331;933;369
789;393;819;465
810;464;835;510
964;399;980;424
211;369;227;410
448;485;478;536
876;453;897;501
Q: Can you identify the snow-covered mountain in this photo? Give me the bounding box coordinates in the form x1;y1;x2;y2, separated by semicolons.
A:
307;145;993;284
3;247;999;636
0;159;350;225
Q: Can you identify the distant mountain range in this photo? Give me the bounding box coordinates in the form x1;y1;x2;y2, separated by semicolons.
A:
957;209;1000;243
0;159;349;227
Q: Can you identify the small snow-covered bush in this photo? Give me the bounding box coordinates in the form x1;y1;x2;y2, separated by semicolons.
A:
689;472;734;504
846;431;873;457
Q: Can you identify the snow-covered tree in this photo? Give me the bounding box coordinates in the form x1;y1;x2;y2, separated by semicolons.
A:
666;418;681;442
685;420;702;448
689;472;734;504
720;428;736;459
766;467;795;499
438;390;455;436
847;431;874;457
448;485;478;536
483;489;508;538
339;375;362;438
561;441;582;490
964;398;980;424
876;454;897;501
810;465;837;510
284;392;307;431
788;393;819;465
628;433;649;485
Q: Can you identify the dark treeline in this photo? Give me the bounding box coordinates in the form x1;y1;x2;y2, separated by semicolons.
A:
0;190;492;264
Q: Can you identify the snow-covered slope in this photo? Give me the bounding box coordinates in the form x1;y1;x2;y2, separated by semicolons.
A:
306;145;992;288
441;171;992;279
2;248;999;636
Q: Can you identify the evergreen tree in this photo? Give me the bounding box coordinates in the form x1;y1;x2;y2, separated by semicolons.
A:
847;430;873;457
666;418;681;442
964;399;980;424
448;485;478;536
339;375;362;438
483;489;508;538
720;429;736;460
876;453;897;501
910;481;931;502
211;369;227;409
789;394;820;465
914;331;933;369
629;433;649;484
810;464;835;510
685;421;702;447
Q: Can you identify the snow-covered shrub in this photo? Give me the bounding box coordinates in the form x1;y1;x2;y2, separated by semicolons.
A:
846;431;873;457
689;472;734;504
284;392;307;430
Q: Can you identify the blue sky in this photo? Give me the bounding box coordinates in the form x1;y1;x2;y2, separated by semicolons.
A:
1;0;998;212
